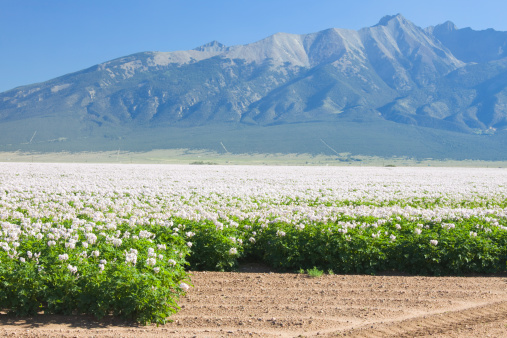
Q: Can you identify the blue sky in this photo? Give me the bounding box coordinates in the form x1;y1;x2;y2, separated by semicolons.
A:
1;0;506;93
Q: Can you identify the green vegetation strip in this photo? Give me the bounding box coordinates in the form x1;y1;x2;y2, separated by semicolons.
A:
2;213;507;324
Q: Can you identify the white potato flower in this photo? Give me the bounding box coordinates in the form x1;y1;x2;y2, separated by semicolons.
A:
67;264;77;274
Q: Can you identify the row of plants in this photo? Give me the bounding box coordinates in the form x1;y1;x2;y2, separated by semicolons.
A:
1;212;506;324
183;215;507;275
0;220;191;325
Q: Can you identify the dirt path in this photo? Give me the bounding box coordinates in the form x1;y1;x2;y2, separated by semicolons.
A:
1;270;506;337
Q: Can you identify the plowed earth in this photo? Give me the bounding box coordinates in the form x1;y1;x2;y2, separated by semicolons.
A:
2;268;507;337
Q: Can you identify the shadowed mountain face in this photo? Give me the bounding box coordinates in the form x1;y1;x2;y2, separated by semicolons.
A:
430;21;507;63
1;14;507;159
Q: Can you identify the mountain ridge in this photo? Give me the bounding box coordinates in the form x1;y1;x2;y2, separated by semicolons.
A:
1;14;507;160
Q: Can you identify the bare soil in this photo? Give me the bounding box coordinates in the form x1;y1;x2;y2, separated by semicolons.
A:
2;268;507;337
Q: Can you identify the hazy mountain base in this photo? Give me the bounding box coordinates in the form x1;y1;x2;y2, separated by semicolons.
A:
1;121;506;162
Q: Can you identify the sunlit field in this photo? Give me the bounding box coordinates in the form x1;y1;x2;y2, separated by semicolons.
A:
1;163;506;324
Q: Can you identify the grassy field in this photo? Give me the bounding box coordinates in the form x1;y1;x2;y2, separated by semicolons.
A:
1;149;507;167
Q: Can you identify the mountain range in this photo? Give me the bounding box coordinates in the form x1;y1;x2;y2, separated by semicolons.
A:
1;14;507;160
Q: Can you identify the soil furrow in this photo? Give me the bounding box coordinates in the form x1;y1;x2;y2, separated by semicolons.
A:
1;271;506;337
334;301;507;337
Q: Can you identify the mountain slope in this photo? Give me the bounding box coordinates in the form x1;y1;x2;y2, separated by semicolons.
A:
361;14;463;90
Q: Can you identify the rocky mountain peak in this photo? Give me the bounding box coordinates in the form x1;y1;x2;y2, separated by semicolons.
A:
374;13;409;27
432;21;459;34
193;40;228;53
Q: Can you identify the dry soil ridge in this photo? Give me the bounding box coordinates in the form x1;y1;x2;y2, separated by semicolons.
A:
336;300;507;337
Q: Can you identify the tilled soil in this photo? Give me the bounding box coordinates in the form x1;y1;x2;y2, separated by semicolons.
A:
2;269;507;337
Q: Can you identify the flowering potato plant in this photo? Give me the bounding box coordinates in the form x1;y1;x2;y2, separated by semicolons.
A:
1;163;507;322
257;215;507;275
0;217;191;324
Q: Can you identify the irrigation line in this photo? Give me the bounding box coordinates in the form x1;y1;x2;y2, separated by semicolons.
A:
29;131;37;144
220;141;229;153
320;138;339;156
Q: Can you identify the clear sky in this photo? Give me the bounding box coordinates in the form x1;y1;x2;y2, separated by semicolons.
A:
1;0;506;93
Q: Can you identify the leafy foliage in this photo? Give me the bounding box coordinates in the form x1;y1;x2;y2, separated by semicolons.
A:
307;267;324;278
0;223;191;325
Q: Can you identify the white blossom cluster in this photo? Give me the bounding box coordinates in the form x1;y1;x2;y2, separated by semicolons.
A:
8;165;507;221
0;163;506;269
